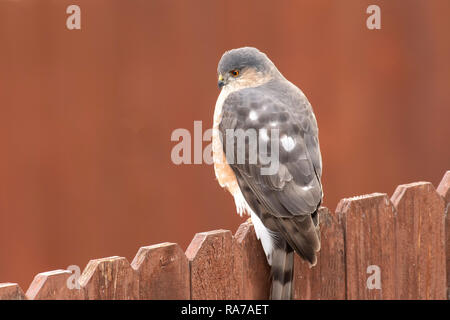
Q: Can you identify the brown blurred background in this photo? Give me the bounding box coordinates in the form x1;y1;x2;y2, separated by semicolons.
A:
0;0;449;288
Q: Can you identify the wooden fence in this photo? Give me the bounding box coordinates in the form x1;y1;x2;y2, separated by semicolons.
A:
1;171;449;300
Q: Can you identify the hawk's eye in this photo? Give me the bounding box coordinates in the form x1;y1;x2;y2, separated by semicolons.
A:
230;69;240;77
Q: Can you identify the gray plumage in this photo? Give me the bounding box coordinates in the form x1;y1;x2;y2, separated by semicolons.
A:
216;47;323;300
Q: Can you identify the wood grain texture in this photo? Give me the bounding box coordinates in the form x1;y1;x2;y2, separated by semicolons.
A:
26;270;84;300
79;256;138;300
234;221;270;299
337;193;396;299
131;242;190;299
437;171;450;299
391;182;446;299
293;207;346;300
0;283;25;300
186;229;241;299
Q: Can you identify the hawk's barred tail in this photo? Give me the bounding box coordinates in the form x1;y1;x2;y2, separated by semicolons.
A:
270;242;294;300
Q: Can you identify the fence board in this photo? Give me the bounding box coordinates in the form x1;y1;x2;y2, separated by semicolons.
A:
293;207;346;300
234;221;270;299
0;283;25;300
437;171;450;299
26;270;84;300
391;181;446;299
78;256;139;300
131;242;190;299
186;229;242;299
337;193;396;299
437;171;450;204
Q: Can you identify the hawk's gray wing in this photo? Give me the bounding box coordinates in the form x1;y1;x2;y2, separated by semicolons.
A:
219;83;322;217
219;81;322;264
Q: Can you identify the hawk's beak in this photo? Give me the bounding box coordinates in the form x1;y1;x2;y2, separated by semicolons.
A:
218;74;225;89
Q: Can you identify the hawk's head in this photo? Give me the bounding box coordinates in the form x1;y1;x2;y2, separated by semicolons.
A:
217;47;279;90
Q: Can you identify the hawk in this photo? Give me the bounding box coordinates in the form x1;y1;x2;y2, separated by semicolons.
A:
212;47;323;300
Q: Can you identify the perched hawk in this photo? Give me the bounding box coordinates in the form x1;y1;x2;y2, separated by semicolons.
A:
212;47;323;300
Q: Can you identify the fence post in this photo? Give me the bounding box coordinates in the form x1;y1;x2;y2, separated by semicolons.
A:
391;181;446;299
186;229;242;299
78;256;139;299
0;283;25;300
26;270;85;300
337;193;397;299
131;242;190;299
293;207;346;299
234;221;271;299
436;171;450;300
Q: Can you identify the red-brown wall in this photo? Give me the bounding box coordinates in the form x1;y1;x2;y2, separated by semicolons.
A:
0;0;449;288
